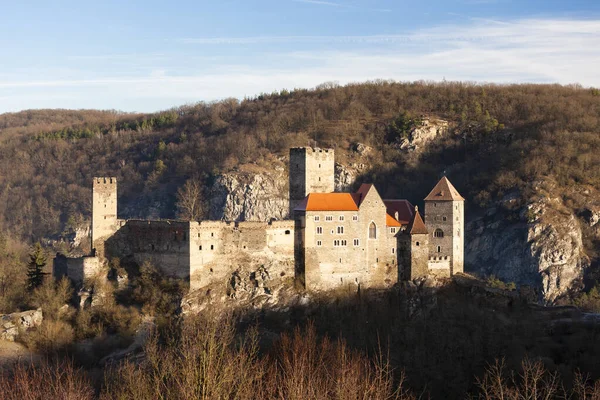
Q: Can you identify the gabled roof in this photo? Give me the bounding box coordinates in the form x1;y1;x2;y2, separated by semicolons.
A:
407;208;428;234
353;183;374;207
424;176;465;202
383;200;414;225
386;213;402;227
294;193;359;212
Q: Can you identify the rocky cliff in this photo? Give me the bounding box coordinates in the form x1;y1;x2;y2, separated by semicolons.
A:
466;181;593;303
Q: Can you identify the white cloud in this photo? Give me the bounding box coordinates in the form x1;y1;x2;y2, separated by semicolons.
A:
1;18;599;113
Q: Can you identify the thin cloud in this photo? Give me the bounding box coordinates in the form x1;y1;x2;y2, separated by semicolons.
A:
2;18;600;113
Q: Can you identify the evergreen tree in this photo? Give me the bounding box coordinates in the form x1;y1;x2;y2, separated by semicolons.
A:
27;243;47;291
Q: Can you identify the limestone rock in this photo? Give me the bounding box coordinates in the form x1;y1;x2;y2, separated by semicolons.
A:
335;163;356;192
0;309;43;342
209;171;289;221
466;188;588;303
353;143;372;156
398;118;449;151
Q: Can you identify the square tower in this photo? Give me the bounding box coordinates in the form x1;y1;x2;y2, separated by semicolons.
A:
423;177;465;275
92;177;118;256
289;147;335;216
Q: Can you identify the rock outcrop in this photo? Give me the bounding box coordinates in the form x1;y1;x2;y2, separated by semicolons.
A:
0;309;43;342
398;118;449;151
466;184;589;303
209;168;289;221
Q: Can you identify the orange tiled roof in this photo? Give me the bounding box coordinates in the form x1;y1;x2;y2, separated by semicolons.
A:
386;213;402;227
295;193;359;211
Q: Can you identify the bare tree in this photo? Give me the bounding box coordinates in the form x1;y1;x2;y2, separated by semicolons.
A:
175;178;206;221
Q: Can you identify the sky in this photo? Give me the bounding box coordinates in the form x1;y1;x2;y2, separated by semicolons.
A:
1;0;599;114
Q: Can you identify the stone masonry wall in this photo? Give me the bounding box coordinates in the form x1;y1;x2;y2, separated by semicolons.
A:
92;177;119;258
424;200;463;275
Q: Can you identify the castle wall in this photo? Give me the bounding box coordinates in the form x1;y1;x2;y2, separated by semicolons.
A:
189;220;295;290
92;177;119;258
289;147;335;215
53;254;101;283
427;257;451;278
105;220;192;279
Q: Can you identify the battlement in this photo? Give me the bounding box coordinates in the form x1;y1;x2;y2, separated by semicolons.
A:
93;177;117;185
290;147;334;155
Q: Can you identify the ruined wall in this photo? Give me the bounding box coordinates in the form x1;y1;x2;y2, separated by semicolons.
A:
105;220;192;279
424;200;464;275
53;254;101;283
189;220;295;290
289;147;335;215
92;177;119;258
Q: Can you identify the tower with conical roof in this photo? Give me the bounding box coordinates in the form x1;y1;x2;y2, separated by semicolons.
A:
423;176;465;275
399;206;430;279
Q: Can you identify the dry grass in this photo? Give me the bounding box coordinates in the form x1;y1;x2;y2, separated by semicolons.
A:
0;359;94;400
101;315;413;400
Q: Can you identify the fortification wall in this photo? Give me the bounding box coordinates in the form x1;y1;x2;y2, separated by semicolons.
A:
189;220;295;290
105;220;192;279
53;254;101;283
427;256;451;278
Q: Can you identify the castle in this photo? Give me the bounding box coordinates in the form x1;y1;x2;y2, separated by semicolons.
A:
54;147;465;291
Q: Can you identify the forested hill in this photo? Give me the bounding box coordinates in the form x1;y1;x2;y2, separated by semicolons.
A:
0;81;599;245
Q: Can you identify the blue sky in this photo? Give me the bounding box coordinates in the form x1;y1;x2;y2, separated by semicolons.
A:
1;0;599;113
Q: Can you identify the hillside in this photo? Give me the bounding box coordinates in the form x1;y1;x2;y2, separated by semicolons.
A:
0;81;599;303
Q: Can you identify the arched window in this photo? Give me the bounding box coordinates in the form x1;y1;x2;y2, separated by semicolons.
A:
369;222;377;239
434;229;444;238
437;246;441;253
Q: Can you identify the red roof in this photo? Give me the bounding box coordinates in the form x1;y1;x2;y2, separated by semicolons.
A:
424;176;465;201
407;210;428;234
294;193;359;212
384;200;414;225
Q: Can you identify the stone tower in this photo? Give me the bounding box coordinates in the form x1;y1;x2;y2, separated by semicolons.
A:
402;206;429;280
92;177;119;257
289;147;335;216
423;177;465;275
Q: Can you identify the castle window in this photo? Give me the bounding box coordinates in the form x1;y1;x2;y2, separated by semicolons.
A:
199;245;202;250
314;216;320;222
316;240;322;247
434;229;444;238
416;241;420;246
353;239;360;246
339;258;342;263
198;233;200;238
151;244;155;251
337;226;344;234
325;215;333;221
339;215;344;221
437;246;441;253
319;164;321;168
352;215;358;221
333;240;340;247
211;245;214;250
434;203;437;207
319;177;321;182
391;248;395;254
443;216;447;221
104;216;106;220
341;240;347;246
211;232;214;237
390;227;396;234
316;227;323;235
285;230;291;235
369;222;377;239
